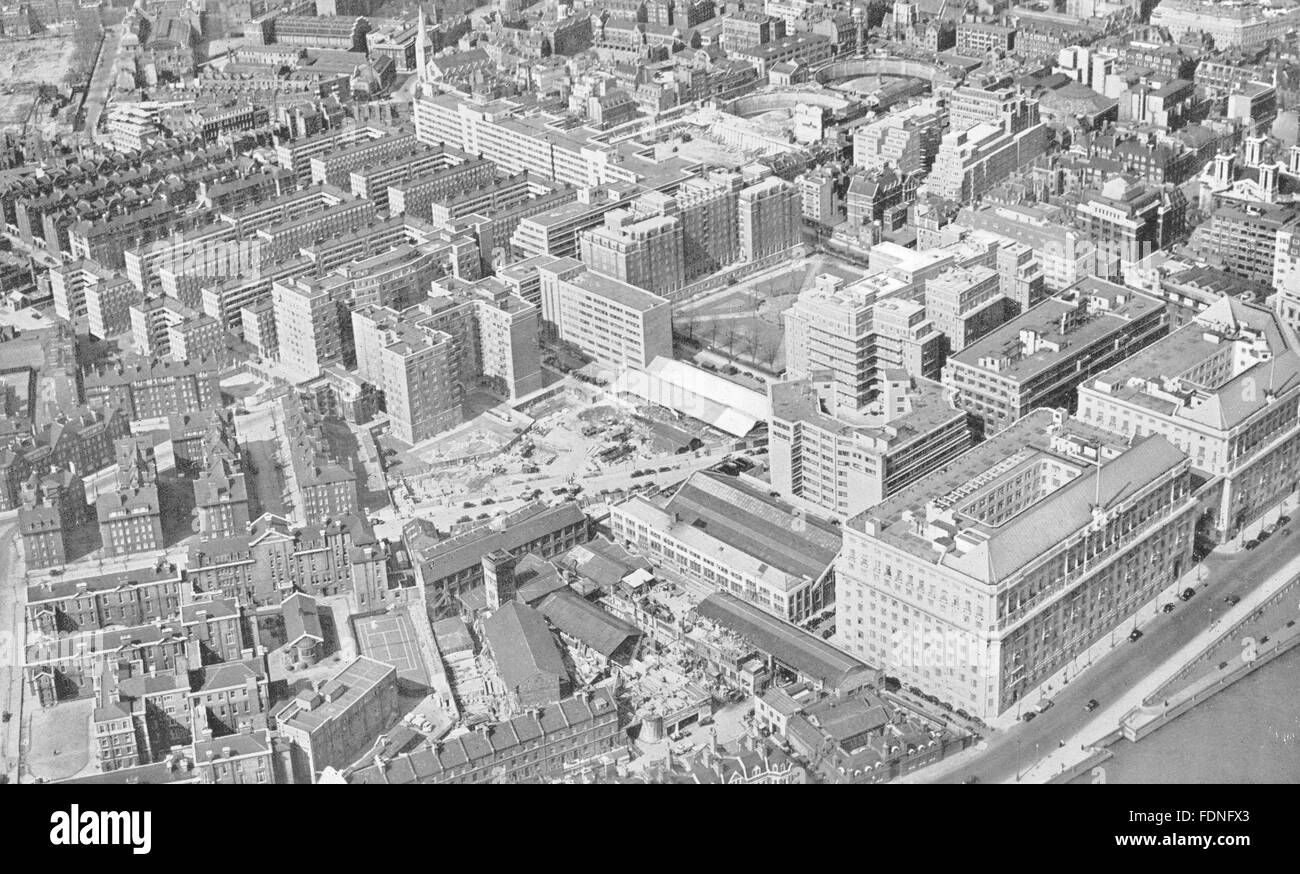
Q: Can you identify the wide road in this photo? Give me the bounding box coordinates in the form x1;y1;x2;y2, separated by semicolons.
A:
930;525;1300;784
0;519;23;782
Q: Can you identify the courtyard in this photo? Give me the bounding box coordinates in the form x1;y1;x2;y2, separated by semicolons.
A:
24;697;92;783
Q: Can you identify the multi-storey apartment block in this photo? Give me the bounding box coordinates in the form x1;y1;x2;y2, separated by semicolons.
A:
537;259;673;373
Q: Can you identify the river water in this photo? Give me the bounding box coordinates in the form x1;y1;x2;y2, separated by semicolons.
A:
1070;647;1300;783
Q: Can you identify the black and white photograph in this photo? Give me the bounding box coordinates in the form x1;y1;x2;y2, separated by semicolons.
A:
0;0;1294;850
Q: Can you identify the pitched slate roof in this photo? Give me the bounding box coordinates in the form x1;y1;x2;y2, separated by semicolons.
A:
536;589;641;659
481;601;569;693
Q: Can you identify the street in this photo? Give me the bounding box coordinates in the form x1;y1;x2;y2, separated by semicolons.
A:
80;23;121;141
235;404;290;520
0;519;23;783
923;522;1300;784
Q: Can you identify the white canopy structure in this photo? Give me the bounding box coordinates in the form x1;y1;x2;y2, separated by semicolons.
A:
615;357;770;437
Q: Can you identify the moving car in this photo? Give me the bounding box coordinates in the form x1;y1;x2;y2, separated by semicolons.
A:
1084;699;1100;712
1224;594;1241;606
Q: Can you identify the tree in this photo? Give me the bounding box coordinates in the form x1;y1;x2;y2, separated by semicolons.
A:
721;322;738;357
741;320;761;363
704;319;719;344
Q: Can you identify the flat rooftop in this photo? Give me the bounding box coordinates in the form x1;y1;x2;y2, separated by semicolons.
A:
562;265;669;313
770;376;964;451
949;280;1163;383
849;410;1188;583
1084;297;1300;430
277;656;396;735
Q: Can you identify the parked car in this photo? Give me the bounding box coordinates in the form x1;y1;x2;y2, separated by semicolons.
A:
1022;711;1037;722
1035;699;1054;714
1181;588;1196;601
1084;699;1100;712
1245;539;1260;549
1162;603;1176;613
1129;628;1144;642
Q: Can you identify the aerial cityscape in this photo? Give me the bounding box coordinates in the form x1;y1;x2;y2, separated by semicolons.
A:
0;0;1298;789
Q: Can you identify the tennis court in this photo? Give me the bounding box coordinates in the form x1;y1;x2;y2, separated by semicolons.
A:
352;610;430;691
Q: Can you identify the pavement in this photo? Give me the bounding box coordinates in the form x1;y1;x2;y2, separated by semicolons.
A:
899;496;1300;784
